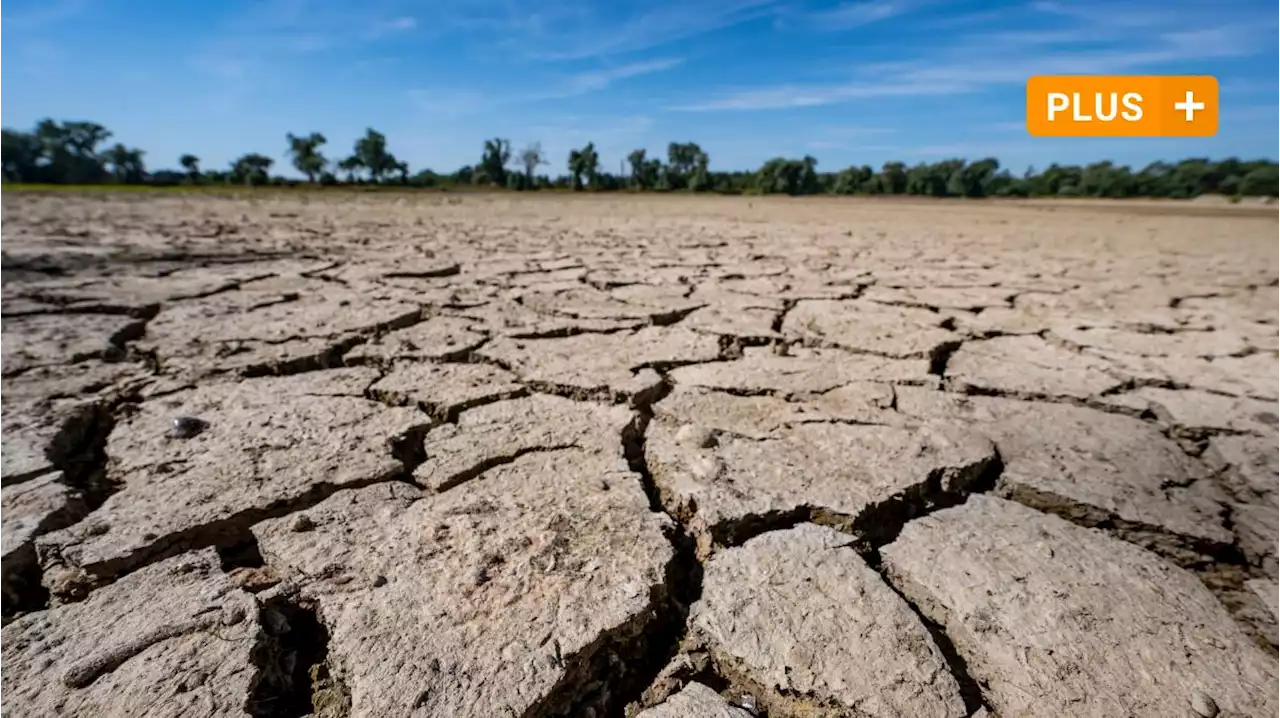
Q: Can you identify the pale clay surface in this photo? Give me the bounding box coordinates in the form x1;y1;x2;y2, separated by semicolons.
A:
0;192;1276;716
881;495;1278;718
2;549;262;718
690;523;966;717
634;682;755;718
253;449;673;717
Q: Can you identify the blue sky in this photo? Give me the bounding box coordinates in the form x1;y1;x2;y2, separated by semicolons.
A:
3;0;1277;176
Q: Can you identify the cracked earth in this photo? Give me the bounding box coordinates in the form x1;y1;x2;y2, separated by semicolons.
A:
1;192;1277;717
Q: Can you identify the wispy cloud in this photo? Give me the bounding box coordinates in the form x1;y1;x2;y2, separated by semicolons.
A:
803;124;896;151
480;0;784;61
3;38;65;79
360;15;420;41
674;8;1273;113
190;0;420;72
1221;78;1280;96
1222;104;1280;123
561;58;685;95
410;58;684;115
526;114;656;142
806;139;900;151
910;142;1018;157
670;79;962;111
818;125;899;136
1;0;87;31
406;89;495;117
780;0;925;31
987;121;1028;132
185;0;425;110
1028;0;1177;28
918;9;1007;30
382;16;417;32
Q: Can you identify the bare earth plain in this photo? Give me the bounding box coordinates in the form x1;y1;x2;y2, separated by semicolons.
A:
0;191;1276;718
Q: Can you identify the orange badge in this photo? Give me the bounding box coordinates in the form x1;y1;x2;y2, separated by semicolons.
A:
1026;75;1218;137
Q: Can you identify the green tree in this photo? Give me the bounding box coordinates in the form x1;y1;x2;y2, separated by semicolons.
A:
833;165;874;194
452;164;475;185
665;142;705;190
1239;165;1279;197
754;156;819;196
351;128;399;182
518;142;545;189
690;150;711;192
880;162;907;194
411;169;441;187
626;148;666;190
627;149;649;189
3;115;1278;199
103;143;146;183
179;154;201;184
230;153;274;186
944;158;999;198
286;132;328;182
27;119;112;183
568;142;599;190
581;143;600;188
337;155;363;183
1;129;42;181
478;138;512;186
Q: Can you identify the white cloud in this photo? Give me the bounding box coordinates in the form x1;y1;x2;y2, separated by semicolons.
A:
1222;104;1280;122
669;80;964;111
918;9;1006;29
785;0;925;31
1;0;87;30
819;125;899;136
490;0;784;61
406;89;494;116
673;12;1272;112
409;58;683;115
1028;0;1181;28
362;15;419;40
562;58;685;95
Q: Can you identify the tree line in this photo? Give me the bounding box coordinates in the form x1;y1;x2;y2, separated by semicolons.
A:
3;118;1277;200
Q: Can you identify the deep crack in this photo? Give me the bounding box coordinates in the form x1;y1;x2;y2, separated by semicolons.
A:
249;594;348;718
609;387;708;717
867;552;990;716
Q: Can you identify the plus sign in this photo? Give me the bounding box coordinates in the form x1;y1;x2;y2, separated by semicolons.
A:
1174;90;1205;121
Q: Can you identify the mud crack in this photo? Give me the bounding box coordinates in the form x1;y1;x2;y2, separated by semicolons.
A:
249;594;349;718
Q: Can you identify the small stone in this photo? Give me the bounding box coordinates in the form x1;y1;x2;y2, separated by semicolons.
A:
738;694;758;715
675;423;718;449
290;514;315;532
227;566;280;593
169;416;208;439
689;455;725;481
222;605;247;626
1191;691;1219;717
371;574;387;588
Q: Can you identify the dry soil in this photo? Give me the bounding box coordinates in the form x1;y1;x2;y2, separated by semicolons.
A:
1;191;1276;718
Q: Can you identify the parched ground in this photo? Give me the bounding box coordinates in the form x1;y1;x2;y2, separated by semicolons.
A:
1;190;1276;718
